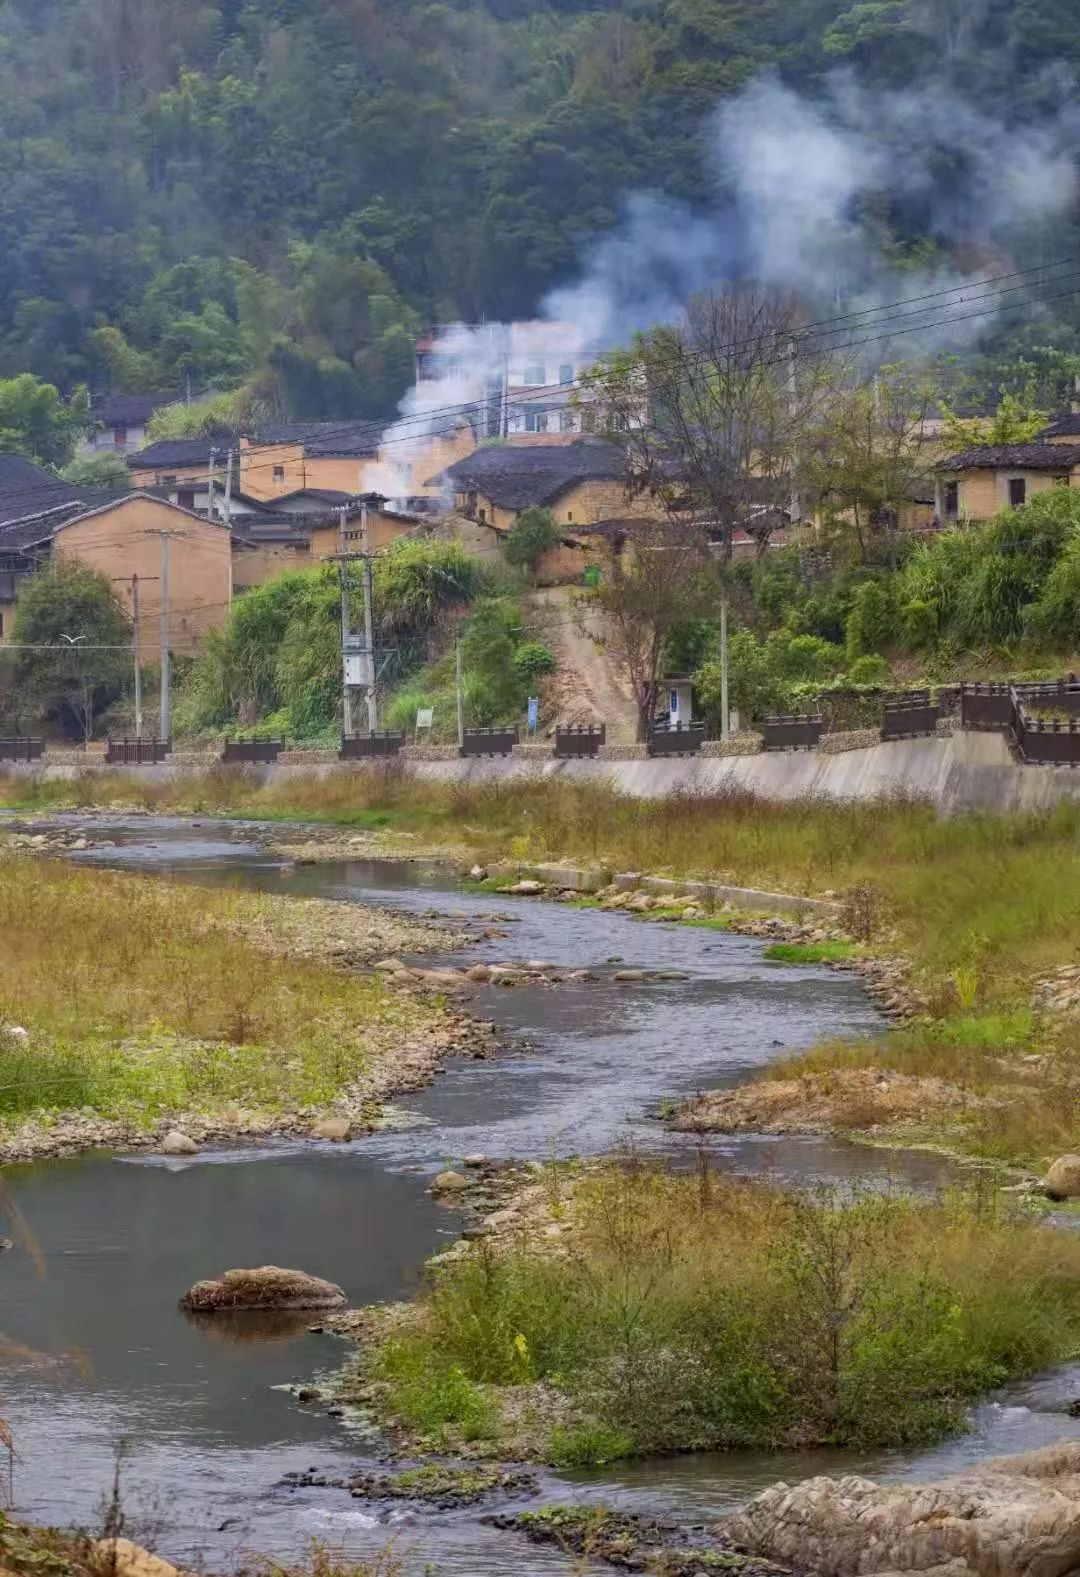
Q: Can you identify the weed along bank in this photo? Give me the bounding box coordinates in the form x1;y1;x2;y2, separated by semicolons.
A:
2;788;1080;1575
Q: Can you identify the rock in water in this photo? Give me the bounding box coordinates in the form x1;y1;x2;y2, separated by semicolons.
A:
180;1266;346;1312
91;1539;180;1577
161;1130;198;1156
1041;1154;1080;1199
430;1170;470;1194
312;1117;352;1142
720;1441;1080;1577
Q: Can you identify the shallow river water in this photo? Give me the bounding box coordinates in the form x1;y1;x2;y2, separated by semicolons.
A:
2;818;1079;1574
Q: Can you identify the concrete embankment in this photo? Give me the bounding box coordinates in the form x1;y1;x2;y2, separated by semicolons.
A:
8;732;1080;814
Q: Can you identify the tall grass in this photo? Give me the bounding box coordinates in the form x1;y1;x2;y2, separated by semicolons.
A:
371;1162;1080;1462
0;857;414;1123
9;770;1080;1005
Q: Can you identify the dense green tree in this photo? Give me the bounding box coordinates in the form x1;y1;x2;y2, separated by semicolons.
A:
0;0;1073;413
0;375;90;466
12;560;132;741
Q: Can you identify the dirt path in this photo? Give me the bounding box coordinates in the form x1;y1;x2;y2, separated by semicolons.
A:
526;585;639;743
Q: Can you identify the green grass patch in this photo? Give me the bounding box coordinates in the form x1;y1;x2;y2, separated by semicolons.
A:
363;1163;1080;1462
0;855;430;1126
764;940;859;964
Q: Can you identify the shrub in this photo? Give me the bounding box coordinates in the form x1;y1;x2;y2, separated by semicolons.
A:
845;579;896;657
503;507;559;574
369;1166;1080;1459
844;653;890;685
900;597;937;649
513;640;557;678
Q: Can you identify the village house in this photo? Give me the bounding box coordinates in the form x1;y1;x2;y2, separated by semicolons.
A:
127;434;238;502
934;442;1080;522
0;487;232;657
428;439;662;581
81;392;183;457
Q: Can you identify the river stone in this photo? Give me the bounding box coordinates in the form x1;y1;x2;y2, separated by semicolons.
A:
92;1538;180;1577
466;964;492;982
372;958;407;973
161;1129;198;1156
720;1441;1080;1577
508;880;543;896
312;1117;352;1142
430;1169;470;1194
180;1266;346;1312
613;969;648;982
1041;1154;1080;1199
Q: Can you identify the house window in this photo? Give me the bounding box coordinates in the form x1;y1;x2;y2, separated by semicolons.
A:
273;465;285;485
525;410;549;433
943;481;959;518
1008;477;1027;508
559;410;577;433
177;490;195;511
559;364;574;386
478;507;487;523
523;364;545;386
162;474;177;486
114;424;128;451
566;511;573;523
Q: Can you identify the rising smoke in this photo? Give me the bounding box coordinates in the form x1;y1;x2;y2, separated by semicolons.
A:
369;71;1080;497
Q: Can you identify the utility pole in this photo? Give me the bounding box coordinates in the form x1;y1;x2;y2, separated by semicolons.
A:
719;585;730;742
222;448;234;527
787;337;802;526
360;502;378;733
131;574;143;739
338;508;355;739
207;447;217;521
455;630;465;749
159;532;171;741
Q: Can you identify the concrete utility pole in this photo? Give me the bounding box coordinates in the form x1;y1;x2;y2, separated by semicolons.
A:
207;447;217;521
719;586;730;742
360;503;378;733
787;338;802;526
131;574;143;739
159;532;171;741
455;631;465;749
338;509;355;739
222;448;234;527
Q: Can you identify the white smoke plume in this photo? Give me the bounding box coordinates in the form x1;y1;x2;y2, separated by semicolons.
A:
370;71;1080;500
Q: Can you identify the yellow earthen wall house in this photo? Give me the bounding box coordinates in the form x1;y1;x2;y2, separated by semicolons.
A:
935;444;1080;522
308;508;420;560
231;542;312;590
53;494;232;659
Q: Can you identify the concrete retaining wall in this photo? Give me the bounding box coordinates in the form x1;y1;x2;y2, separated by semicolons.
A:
6;732;1080;815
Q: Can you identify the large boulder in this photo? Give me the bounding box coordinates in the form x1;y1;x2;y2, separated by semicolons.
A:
1042;1154;1080;1200
92;1540;180;1577
180;1266;346;1313
160;1130;198;1156
312;1117;352;1142
719;1442;1080;1577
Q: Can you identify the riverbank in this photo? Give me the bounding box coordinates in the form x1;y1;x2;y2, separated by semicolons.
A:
334;1156;1080;1469
7;786;1080;1172
0;846;490;1162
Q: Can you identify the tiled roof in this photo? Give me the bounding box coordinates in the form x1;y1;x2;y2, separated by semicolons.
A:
435;441;627;510
937;443;1080;471
91;392;180;427
1039;414;1080;439
127;433;238;468
253;420;388;457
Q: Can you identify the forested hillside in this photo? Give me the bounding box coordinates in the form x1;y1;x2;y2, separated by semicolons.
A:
2;0;1079;418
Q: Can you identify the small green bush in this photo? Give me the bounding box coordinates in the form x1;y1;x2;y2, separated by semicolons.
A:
845;580;896;657
513;640;557;678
